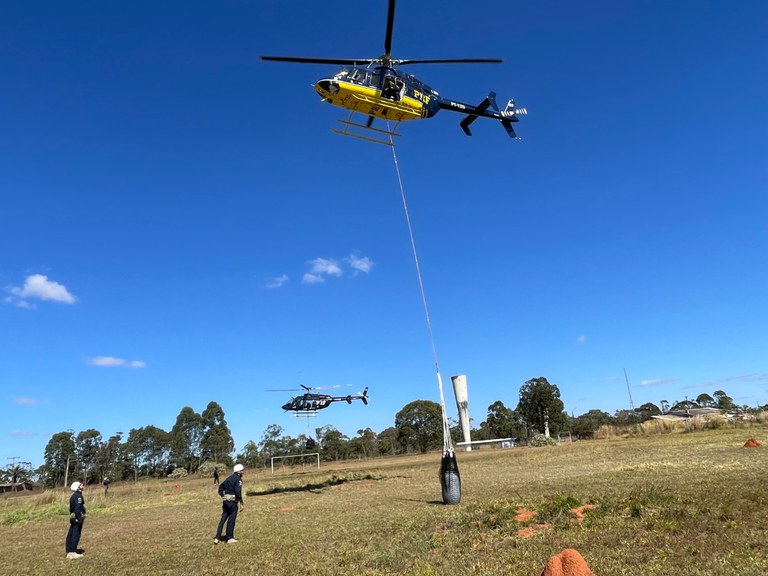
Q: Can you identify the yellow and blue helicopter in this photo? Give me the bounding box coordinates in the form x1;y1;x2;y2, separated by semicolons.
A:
261;0;526;144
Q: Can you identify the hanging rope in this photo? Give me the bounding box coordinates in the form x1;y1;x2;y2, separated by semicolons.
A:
388;130;461;504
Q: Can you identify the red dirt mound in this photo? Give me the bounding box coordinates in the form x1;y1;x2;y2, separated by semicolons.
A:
570;504;597;523
744;438;762;448
540;548;596;576
515;508;537;522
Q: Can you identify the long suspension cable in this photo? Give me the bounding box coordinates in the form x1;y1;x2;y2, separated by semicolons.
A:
389;135;454;453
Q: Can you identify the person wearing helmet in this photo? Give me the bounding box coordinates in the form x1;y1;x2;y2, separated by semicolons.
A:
66;481;86;559
214;464;245;544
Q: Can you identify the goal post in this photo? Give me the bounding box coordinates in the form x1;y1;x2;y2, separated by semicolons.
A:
270;453;320;474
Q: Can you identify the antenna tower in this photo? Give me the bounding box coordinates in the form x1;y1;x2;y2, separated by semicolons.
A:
624;368;636;410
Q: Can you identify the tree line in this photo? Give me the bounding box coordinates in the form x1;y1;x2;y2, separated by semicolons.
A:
27;377;756;487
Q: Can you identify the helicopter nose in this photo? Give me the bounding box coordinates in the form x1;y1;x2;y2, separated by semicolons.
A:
316;79;339;95
281;402;291;411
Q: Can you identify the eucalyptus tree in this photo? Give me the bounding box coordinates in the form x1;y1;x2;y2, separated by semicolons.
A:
200;401;235;465
236;440;261;469
484;400;520;439
352;427;378;458
515;377;568;436
125;425;170;478
75;429;103;484
316;425;349;461
42;431;76;487
696;393;715;407
257;424;292;466
394;400;442;454
376;426;399;456
169;407;204;472
635;402;661;421
714;390;736;411
95;432;125;481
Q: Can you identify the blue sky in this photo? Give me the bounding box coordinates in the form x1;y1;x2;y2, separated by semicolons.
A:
3;1;767;468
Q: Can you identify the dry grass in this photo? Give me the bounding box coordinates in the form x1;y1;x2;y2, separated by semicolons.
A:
2;425;767;575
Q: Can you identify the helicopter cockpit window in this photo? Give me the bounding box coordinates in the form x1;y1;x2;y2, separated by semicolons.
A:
382;75;404;101
348;69;367;84
335;68;351;80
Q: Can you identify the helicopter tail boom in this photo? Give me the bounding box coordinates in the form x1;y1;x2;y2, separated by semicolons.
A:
439;92;525;138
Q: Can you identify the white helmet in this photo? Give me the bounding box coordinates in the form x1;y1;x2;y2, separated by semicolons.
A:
70;481;82;491
233;464;244;473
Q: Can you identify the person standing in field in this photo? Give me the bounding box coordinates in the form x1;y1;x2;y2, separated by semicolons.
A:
214;464;244;544
213;466;219;485
66;482;86;559
103;476;110;496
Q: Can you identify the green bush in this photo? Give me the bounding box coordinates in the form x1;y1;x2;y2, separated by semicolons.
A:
197;461;220;478
167;467;188;479
528;434;557;447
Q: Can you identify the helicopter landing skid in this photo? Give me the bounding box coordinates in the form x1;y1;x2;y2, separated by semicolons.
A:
291;411;319;418
332;112;401;146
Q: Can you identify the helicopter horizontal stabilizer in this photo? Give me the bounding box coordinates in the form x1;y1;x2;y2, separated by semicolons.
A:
459;92;497;136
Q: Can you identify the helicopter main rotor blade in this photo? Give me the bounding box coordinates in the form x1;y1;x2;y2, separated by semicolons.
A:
396;58;504;66
261;56;376;66
384;0;396;57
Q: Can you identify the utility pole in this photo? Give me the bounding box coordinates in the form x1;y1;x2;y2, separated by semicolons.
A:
7;457;20;492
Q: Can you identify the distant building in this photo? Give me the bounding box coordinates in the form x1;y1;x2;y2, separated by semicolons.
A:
0;482;34;494
652;407;725;421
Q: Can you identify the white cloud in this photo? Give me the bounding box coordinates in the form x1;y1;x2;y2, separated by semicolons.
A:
6;274;76;307
639;377;679;387
309;258;343;277
14;397;39;406
302;273;325;284
346;253;374;274
302;258;343;284
89;356;147;368
8;429;35;438
265;274;289;289
298;253;373;285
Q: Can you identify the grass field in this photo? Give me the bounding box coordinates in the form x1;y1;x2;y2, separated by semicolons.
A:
2;424;766;575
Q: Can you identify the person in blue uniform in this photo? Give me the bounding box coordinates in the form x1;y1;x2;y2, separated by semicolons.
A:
66;481;86;559
214;464;244;544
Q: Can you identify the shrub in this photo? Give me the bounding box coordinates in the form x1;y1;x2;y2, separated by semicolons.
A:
528;434;557;447
167;467;188;479
197;462;219;478
640;419;681;435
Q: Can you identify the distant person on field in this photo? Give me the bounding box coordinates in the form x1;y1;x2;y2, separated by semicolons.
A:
66;482;86;560
214;464;244;544
103;476;110;496
213;466;219;485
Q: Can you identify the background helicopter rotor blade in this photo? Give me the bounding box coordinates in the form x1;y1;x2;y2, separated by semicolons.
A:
384;0;396;57
261;56;376;66
396;58;504;66
266;384;350;391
